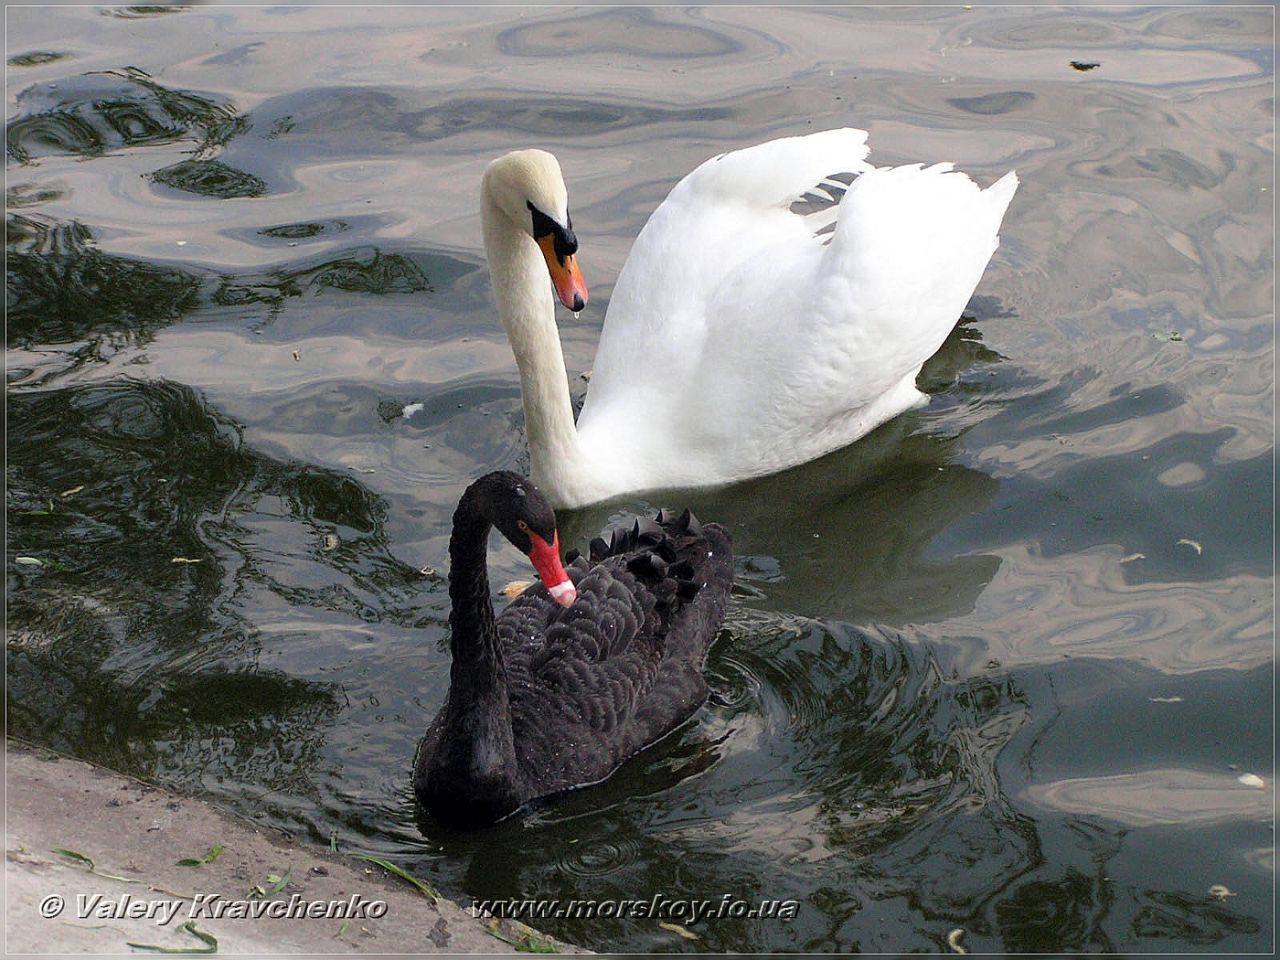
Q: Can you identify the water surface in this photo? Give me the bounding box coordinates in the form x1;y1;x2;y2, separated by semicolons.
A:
6;6;1273;954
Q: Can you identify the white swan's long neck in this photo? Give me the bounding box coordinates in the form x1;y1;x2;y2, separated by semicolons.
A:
481;193;590;506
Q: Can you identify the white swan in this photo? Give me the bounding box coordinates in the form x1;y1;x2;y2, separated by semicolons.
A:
480;128;1017;509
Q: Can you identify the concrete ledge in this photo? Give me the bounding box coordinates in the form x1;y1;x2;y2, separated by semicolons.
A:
5;740;581;955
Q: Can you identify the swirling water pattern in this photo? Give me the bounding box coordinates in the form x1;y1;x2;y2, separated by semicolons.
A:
5;6;1272;953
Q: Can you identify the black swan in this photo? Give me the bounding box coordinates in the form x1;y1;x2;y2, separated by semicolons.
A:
413;471;733;827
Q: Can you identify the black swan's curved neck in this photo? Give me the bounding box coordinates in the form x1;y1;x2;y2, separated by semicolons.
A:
447;498;502;680
430;489;521;820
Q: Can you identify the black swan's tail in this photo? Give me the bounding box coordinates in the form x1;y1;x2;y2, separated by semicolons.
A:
573;507;733;660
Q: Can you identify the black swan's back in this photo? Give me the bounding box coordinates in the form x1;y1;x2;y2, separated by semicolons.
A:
505;510;732;795
413;490;732;828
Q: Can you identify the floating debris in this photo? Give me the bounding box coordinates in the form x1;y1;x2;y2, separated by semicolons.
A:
1148;696;1183;703
947;927;968;954
268;866;292;895
177;844;223;867
658;921;700;941
170;557;202;565
291;349;301;362
1208;884;1235;900
484;918;558;953
59;484;84;498
1237;773;1265;789
247;865;293;899
14;557;43;567
351;853;440;902
322;533;339;552
402;402;424;419
1119;552;1147;564
52;848;94;867
501;579;533;599
1070;60;1101;71
52;847;139;884
127;919;217;954
1176;538;1203;555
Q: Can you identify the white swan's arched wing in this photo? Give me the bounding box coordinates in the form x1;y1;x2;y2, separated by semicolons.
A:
575;129;1016;491
579;129;871;432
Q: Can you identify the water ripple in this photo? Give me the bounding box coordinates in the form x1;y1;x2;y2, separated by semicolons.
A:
497;8;746;60
923;543;1272;675
556;837;644;880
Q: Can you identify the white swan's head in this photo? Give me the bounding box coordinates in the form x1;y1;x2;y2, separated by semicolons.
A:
483;149;588;312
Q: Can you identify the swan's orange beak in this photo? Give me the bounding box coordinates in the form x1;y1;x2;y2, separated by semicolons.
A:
536;234;588;313
527;530;576;607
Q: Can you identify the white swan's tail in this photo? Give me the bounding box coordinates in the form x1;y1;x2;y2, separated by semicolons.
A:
783;162;1017;430
821;163;1017;337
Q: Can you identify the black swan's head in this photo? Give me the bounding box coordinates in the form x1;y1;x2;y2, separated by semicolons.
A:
467;471;576;607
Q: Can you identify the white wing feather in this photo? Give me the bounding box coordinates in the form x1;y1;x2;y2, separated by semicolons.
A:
575;128;1016;489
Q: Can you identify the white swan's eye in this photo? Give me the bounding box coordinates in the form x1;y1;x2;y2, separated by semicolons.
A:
527;201;578;260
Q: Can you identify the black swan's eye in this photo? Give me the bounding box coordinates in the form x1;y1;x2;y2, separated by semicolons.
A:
516;519;530;533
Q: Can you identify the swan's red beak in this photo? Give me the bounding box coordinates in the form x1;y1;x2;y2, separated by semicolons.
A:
528;530;576;607
536;234;588;313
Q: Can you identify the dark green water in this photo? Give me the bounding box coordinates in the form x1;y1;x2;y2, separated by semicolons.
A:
6;6;1273;954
